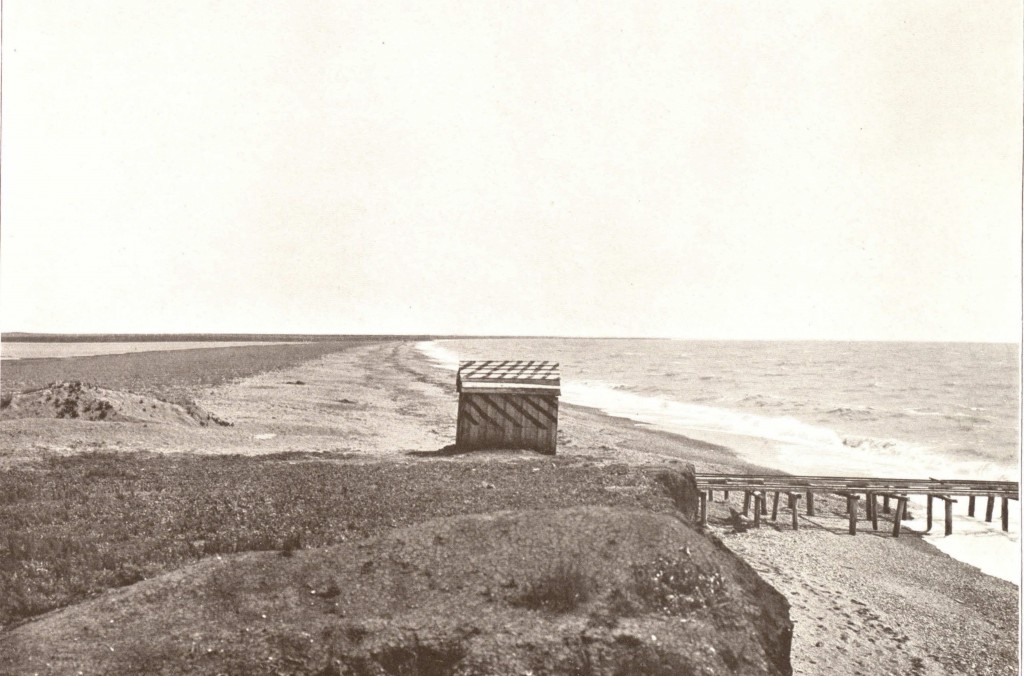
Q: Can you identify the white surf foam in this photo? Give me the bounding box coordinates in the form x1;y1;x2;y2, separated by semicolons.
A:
561;380;1013;478
902;498;1020;584
416;341;461;371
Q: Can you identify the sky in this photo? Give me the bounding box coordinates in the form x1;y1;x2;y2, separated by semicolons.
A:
1;1;1021;341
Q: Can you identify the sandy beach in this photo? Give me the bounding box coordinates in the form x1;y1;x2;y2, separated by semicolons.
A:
0;340;1018;674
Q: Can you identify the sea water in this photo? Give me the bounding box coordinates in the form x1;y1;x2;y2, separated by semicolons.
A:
418;338;1020;584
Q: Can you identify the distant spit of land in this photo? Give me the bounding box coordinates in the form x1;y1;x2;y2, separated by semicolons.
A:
1;333;438;343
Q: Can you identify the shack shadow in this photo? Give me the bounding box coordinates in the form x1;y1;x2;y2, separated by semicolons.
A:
407;444;475;458
407;444;556;458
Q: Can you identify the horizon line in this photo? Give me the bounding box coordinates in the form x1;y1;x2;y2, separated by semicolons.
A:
1;331;1019;346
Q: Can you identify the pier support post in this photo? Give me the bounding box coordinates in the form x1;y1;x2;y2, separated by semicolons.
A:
806;492;815;516
699;491;708;527
870;493;879;531
788;492;802;531
771;491;780;521
743;492;751;517
892;496;908;538
883;495;891;514
926;495;934;532
944;497;955;536
848;495;860;535
724;490;729;501
753;491;762;528
1001;498;1009;532
968;495;975;517
986;495;995;522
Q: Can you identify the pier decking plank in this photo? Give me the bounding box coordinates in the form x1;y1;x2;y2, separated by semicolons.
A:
696;473;1018;537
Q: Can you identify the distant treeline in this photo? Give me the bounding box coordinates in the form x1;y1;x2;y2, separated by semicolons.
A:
1;333;443;343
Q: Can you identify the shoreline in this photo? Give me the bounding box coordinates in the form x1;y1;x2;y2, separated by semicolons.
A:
1;339;1018;675
567;401;1022;584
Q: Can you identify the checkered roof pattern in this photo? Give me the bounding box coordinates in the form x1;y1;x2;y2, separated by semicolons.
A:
457;360;560;389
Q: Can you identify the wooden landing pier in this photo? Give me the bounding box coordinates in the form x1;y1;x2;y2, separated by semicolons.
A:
696;473;1019;537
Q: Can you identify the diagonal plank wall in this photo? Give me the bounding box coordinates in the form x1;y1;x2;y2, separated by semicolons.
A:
456;392;559;453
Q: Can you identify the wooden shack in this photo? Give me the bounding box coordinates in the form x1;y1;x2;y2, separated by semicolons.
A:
456;360;560;454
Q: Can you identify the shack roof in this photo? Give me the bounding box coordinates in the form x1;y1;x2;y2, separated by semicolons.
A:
456;360;561;395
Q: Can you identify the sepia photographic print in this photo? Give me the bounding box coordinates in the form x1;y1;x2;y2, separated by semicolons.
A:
0;2;1020;674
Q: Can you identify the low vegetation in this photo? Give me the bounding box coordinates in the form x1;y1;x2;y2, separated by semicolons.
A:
621;552;727;617
3;505;793;676
513;558;595;613
0;452;679;629
655;468;700;520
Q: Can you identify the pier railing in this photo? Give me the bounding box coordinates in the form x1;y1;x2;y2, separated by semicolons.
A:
695;473;1019;537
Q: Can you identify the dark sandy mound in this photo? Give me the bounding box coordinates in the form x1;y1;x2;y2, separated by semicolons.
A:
0;381;229;426
2;506;792;675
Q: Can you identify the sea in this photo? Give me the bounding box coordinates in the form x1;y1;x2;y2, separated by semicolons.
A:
418;338;1021;584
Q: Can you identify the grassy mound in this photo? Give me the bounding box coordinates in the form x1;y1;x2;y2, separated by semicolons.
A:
1;507;792;675
0;453;687;630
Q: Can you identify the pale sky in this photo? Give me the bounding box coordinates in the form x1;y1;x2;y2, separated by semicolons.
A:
1;1;1021;340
